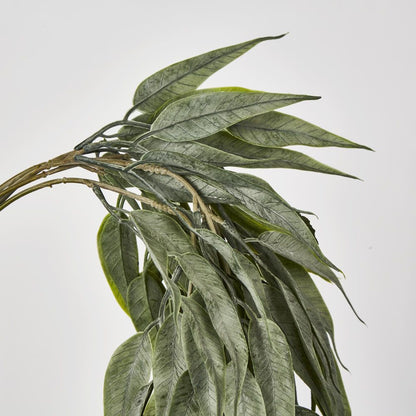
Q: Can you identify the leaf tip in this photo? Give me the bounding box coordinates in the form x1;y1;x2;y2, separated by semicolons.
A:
273;32;289;39
364;144;375;152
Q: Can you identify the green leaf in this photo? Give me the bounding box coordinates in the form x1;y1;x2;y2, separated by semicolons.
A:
150;90;320;142
139;131;356;177
103;332;152;416
279;261;352;413
168;371;201;416
295;406;320;416
124;167;237;204
153;314;186;416
143;395;155;416
248;318;295;416
200;131;357;177
176;252;248;416
130;210;187;322
182;297;226;416
139;151;327;265
256;231;338;282
264;283;345;416
228;111;371;149
130;209;194;265
224;365;267;416
280;258;335;346
127;270;164;334
150;86;257;120
97;214;139;313
196;228;269;319
260;232;362;324
133;35;286;112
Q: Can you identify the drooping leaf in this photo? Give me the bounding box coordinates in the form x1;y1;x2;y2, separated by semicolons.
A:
97;214;139;313
133;35;286;112
168;371;201;416
256;230;339;282
280;258;335;346
153;314;186;416
281;258;352;382
228;111;371;149
150;90;320;142
278;261;351;407
130;210;186;322
127;269;164;334
248;318;295;416
103;332;152;416
264;283;346;416
139;150;329;265
224;365;267;416
196;228;269;319
177;253;248;416
130;209;246;413
181;301;225;416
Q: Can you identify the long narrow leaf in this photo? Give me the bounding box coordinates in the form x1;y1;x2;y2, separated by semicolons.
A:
256;231;339;282
228;111;371;149
104;333;152;416
130;210;187;322
139;151;331;267
177;253;248;416
182;304;224;416
150;90;320;142
248;318;295;416
97;214;139;313
133;35;286;112
264;283;346;416
153;314;186;416
127;271;164;334
168;371;201;416
196;228;269;318
138;133;356;177
130;209;248;412
224;365;267;416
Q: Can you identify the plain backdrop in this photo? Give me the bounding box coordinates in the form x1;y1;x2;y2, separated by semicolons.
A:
1;1;415;415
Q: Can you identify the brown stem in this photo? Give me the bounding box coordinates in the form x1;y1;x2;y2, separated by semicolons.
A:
0;162;100;200
0;150;83;192
0;177;175;214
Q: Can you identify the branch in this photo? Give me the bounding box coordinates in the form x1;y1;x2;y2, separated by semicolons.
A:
0;176;175;215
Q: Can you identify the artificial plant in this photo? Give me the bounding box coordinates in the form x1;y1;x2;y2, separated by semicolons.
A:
0;35;369;416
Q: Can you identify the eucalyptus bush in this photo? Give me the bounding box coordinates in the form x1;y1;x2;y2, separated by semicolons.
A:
0;35;369;416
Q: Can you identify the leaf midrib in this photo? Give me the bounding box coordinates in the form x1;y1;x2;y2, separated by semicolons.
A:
152;93;310;136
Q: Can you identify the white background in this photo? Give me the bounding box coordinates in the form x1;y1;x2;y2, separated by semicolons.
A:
1;1;415;414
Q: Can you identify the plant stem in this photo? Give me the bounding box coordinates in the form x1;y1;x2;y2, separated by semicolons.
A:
0;177;175;214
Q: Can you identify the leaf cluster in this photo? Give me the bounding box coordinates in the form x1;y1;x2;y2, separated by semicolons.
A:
0;35;369;416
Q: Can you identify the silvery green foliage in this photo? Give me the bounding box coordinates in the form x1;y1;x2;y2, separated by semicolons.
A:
1;35;369;415
91;36;368;416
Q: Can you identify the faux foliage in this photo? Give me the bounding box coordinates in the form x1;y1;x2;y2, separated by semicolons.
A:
0;35;369;415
